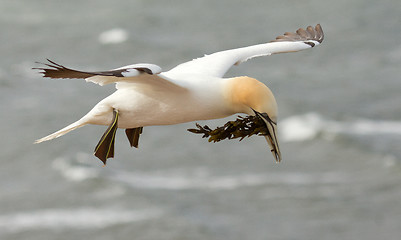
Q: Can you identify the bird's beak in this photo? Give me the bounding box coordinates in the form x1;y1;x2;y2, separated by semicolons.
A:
254;111;282;162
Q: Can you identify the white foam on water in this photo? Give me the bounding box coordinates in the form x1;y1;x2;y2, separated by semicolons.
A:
114;172;268;190
280;112;326;142
345;119;401;135
0;208;162;233
98;28;129;44
52;155;100;182
51;152;110;182
111;168;347;191
279;112;401;142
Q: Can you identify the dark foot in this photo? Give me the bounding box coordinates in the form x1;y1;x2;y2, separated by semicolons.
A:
94;109;119;164
125;127;143;148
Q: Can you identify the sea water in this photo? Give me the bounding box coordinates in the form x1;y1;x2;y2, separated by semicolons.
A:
1;0;401;239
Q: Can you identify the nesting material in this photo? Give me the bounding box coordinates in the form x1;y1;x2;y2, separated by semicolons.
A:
187;115;268;142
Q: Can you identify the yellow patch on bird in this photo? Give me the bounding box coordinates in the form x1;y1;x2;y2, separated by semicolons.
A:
225;76;277;116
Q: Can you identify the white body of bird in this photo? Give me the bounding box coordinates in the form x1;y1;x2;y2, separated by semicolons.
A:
34;24;324;163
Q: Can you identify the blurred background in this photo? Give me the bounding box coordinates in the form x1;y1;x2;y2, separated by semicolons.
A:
1;0;401;239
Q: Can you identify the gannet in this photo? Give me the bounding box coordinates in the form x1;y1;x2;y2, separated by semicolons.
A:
34;24;324;164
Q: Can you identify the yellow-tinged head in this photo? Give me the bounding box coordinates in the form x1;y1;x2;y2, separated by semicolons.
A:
225;76;281;162
226;77;277;117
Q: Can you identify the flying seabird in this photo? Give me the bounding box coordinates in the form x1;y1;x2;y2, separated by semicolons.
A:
34;24;324;164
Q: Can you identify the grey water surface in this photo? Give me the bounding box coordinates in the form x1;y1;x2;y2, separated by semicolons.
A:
1;0;401;239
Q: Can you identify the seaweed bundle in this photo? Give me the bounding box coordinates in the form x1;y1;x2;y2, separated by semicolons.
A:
187;115;268;142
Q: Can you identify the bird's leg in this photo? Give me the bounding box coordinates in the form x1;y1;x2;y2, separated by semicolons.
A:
125;127;143;148
94;109;119;164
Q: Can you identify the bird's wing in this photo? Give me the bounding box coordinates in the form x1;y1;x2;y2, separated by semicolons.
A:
34;59;186;91
166;24;324;78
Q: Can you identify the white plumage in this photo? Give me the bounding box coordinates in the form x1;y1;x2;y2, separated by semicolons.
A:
34;24;324;164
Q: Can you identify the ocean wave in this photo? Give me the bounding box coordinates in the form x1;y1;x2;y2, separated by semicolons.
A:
52;152;102;182
280;112;401;142
98;28;129;44
52;154;347;190
111;168;347;191
0;208;162;233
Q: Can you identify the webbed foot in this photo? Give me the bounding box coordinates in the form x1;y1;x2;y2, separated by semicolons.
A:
125;127;143;148
94;109;119;164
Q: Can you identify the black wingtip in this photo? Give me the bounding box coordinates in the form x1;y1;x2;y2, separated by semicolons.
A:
270;24;324;45
33;59;96;79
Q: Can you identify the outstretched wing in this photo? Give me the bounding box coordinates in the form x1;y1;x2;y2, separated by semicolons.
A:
165;24;324;78
34;59;186;91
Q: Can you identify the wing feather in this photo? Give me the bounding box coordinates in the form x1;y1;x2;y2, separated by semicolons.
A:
34;59;186;91
34;59;161;80
165;24;324;78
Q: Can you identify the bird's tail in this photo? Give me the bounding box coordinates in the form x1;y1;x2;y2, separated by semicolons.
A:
34;120;87;144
